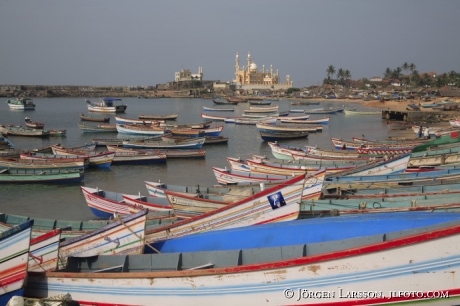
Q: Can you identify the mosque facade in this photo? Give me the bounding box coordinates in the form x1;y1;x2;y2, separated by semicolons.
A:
233;52;293;90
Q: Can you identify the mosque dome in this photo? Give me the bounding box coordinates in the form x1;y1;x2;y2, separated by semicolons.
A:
249;62;258;72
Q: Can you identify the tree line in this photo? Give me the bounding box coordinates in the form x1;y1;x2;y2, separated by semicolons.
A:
323;62;460;88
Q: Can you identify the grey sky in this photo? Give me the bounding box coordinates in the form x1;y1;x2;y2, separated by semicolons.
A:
1;0;459;87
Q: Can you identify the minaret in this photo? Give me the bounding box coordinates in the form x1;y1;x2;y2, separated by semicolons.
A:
247;52;251;72
263;65;265;73
270;65;273;76
235;52;240;80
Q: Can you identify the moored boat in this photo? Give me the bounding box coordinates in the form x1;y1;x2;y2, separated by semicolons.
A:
6;97;35;110
0;125;50;137
202;106;235;112
24;213;460;305
77;123;117;133
259;131;309;141
80;113;110;122
24;117;45;129
116;124;168;135
86;97;127;113
0;168;84;184
138;113;179;120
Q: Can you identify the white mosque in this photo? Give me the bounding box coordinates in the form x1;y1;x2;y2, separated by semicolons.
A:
233;52;293;90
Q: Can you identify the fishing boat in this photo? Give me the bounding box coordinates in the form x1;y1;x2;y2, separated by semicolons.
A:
0;125;50;137
80;186;176;220
91;136;163;147
0;136;14;150
77;123;117;133
144;170;325;243
24;213;460;305
0;168;85;184
28;229;62;272
51;146;114;168
24;117;45;129
85;97;127;113
48;129;66;137
212;166;298;185
450;119;460;127
161;120;212;129
202;106;235;112
115;116;163;125
277;114;310;120
331;137;424;150
161;134;229;145
244;106;279;113
116;124;168;135
138;113;179;120
0;157;87;172
0;220;33;304
280;116;330;125
248;100;271;105
225;97;247;103
6;97;36;110
79;113;110;122
259;131;309;141
303;107;339;114
169;126;223;137
56;210;149;270
212;98;239;105
256;122;318;133
420;102;439;108
109;149;167;165
344;109;381;115
121;137;205;149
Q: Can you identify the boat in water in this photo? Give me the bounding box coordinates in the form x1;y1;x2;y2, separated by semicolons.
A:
85;98;127;113
6;98;36;110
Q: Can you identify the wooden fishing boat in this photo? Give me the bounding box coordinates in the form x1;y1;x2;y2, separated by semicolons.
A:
25;213;460;305
356;147;414;155
138;113;179;120
48;129;66;137
0;125;50;137
331;137;424;150
77;123;117;133
161;120;212;129
344;109;381;115
121;193;174;214
81;186;176;220
259;131;309;141
278;114;310;120
79;113;110;122
408;145;460;167
149;212;460;253
244;106;279;113
303;107;339;114
225;97;246;103
56;210;148;269
0;157;86;172
280;116;330;124
0;136;14;150
6;97;35;110
144;170;325;243
406;103;421;111
212;98;239;105
420;102;439;108
91;135;163;147
212;166;298;185
227;157;356;176
116;124;168;135
20;153;90;169
85;97;127;113
256;122;318;133
28;229;62;272
0;168;85;183
51;146;114;168
248;100;271;105
169;126;223;137
115;116;163;125
110;150;167;165
121;137;205;149
202;106;235;112
234;117;277;125
24;117;45;129
161;134;229;145
0;212;111;240
200;113;233;121
0;220;33;304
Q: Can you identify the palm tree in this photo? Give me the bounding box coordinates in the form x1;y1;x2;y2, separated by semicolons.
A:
384;68;392;79
326;65;336;80
392;67;402;80
401;62;409;74
411;70;420;87
409;63;417;73
344;70;351;80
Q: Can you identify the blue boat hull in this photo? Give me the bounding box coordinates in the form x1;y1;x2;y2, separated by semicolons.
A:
148;212;460;253
88;206;114;219
0;288;25;305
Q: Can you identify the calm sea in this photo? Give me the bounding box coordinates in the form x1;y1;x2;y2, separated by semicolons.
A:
0;97;388;221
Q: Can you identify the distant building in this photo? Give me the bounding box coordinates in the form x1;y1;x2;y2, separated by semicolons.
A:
370;76;383;82
233;52;292;90
175;67;203;82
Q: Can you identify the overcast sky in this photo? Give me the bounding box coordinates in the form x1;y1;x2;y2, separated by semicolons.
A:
1;0;459;87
